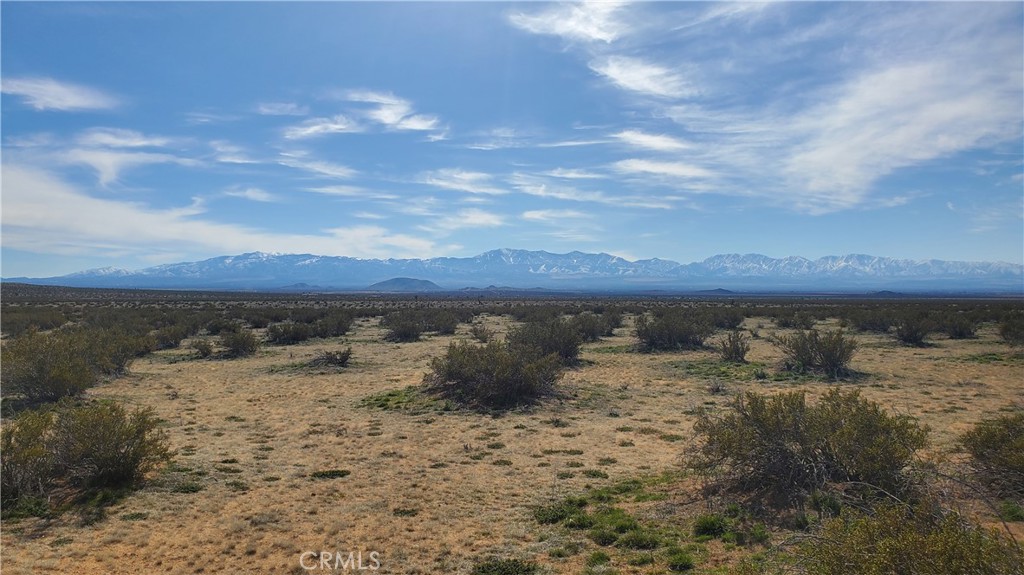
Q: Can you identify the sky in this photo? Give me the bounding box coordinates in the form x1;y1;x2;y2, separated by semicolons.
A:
2;1;1022;278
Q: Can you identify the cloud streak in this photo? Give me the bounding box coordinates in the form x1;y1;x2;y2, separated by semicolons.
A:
2;77;119;111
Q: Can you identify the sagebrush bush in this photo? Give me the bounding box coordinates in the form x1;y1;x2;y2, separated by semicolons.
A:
1000;312;1024;347
571;312;607;343
382;310;423;342
940;315;977;340
1;328;99;403
718;330;751;363
793;503;1023;575
634;309;714;351
691;389;928;507
894;313;933;346
266;322;313;345
220;328;259;357
313;311;354;338
771;329;857;378
50;401;171;488
507;317;582;366
191;339;213;358
958;412;1024;499
469;323;494;343
424;340;561;409
2;401;171;512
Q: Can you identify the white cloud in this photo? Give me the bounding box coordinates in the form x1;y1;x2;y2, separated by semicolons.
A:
62;148;198;186
544;168;606;179
613;159;712;179
1;163;445;260
257;102;309;116
589;56;693;99
508;2;630;43
345;90;441;132
209;140;259;164
225;187;277;202
2;77;119;111
418;208;505;234
353;211;386;220
278;151;356;179
283;114;362;139
76;128;172;148
421;169;507;195
510;173;672;209
612;130;691;151
304;185;398;200
522;209;590;222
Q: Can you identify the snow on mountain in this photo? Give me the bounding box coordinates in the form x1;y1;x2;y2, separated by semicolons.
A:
5;250;1022;292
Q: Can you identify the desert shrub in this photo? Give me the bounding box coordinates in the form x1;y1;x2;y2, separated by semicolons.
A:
718;330;751;363
634;308;714;351
314;310;354;338
894;313;933;346
50;401;170;488
220;328;259;357
710;308;745;330
845;308;893;333
424;340;561;409
958;412;1024;499
774;310;816;330
191;339;213;358
1000;312;1024;347
421;309;460;335
469;324;494;343
1;409;56;506
507;317;582;366
571;312;606;343
381;310;423;342
1;328;98;403
940;315;978;339
266;322;313;345
772;329;857;378
85;327;155;376
0;307;67;337
310;348;353;368
602;308;623;336
153;324;189;349
691;389;928;507
471;558;538;575
205;317;240;335
793;503;1023;575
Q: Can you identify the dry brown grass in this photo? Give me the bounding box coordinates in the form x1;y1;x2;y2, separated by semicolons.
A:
2;310;1022;574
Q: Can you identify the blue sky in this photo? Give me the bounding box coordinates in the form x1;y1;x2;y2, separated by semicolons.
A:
2;1;1022;277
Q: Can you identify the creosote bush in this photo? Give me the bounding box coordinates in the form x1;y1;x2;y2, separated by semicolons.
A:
507;317;582;367
381;310;424;342
634;308;714;351
771;329;857;378
266;322;313;345
691;389;928;508
958;411;1024;499
1;401;171;513
424;340;561;409
1;328;98;403
718;330;751;363
792;503;1022;575
1000;312;1024;347
894;313;933;346
220;328;259;357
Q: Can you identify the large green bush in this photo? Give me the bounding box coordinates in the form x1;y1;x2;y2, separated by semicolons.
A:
691;389;928;507
1000;312;1024;347
507;317;582;366
0;409;56;506
634;308;714;351
792;503;1022;575
266;321;313;345
381;310;424;342
424;340;561;409
2;328;99;403
771;329;857;378
958;412;1024;499
220;328;260;357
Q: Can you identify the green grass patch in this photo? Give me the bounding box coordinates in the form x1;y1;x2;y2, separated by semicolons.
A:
358;386;449;414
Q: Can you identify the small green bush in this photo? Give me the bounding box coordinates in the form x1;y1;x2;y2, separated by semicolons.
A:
192;339;213;358
571;312;607;343
718;330;751;363
940;315;977;340
666;549;696;571
382;310;423;342
424;340;562;409
314;311;354;338
693;513;728;537
691;389;927;507
894;314;933;346
507;317;582;366
793;504;1023;575
634;309;714;352
220;328;259;357
1;328;97;403
469;323;495;343
265;322;312;345
1;409;56;505
471;558;538;575
771;329;857;378
1000;312;1024;347
958;412;1024;499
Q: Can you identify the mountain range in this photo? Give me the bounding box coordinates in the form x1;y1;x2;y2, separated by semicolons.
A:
4;249;1022;293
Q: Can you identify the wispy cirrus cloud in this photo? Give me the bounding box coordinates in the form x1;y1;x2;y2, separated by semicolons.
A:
612;130;690;151
589;56;694;99
613;158;712;179
522;209;590;222
507;2;631;43
418;208;505;234
544;168;606;180
283;114;362;139
346;90;441;132
63;149;198;186
257;102;309;116
278;151;356;179
209;140;259;164
1;77;119;111
76;128;173;148
420;169;507;195
510;173;671;209
224;187;278;203
304;185;398;201
2;163;446;260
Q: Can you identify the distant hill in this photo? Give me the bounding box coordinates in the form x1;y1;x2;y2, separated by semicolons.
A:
365;277;444;292
4;249;1022;293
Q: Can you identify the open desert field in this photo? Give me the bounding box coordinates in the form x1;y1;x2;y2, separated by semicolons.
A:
2;290;1022;574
